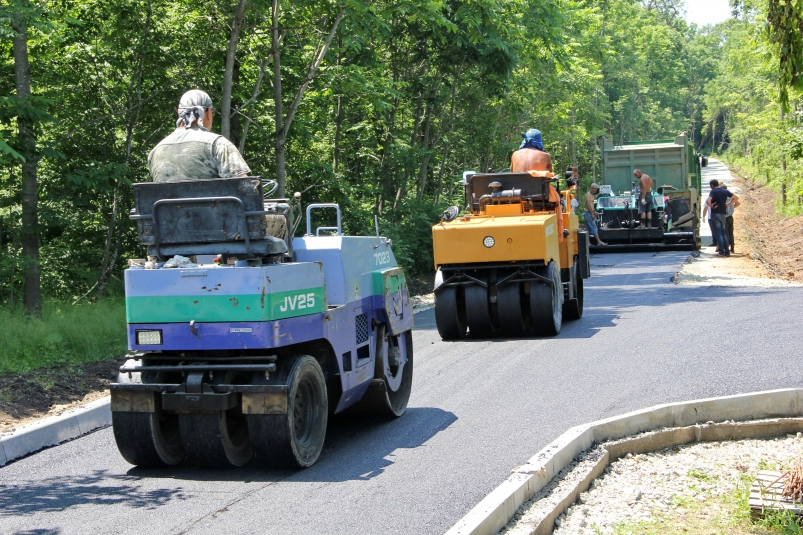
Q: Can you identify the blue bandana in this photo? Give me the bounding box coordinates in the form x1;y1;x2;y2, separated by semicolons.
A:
519;129;544;151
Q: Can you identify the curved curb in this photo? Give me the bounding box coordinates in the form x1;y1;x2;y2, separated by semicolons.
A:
0;303;437;468
0;396;111;467
445;388;803;535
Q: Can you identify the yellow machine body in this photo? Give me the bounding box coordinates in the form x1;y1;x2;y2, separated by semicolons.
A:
433;212;563;268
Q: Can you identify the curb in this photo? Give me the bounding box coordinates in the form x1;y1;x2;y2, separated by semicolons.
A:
445;388;803;535
0;396;111;467
0;302;436;468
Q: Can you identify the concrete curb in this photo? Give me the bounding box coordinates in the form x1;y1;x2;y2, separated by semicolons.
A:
0;396;111;467
0;301;436;468
445;388;803;535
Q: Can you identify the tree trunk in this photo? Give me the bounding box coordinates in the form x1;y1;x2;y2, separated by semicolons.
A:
272;0;285;196
274;4;344;197
12;4;41;317
97;0;151;299
417;97;434;201
221;0;249;141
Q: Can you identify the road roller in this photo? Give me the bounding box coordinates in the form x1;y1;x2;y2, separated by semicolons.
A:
111;176;413;469
431;171;590;339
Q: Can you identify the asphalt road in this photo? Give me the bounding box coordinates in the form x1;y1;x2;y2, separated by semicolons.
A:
2;251;802;535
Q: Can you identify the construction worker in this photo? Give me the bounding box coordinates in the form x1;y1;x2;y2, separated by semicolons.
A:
148;90;251;183
584;184;607;246
510;129;552;173
633;169;654;227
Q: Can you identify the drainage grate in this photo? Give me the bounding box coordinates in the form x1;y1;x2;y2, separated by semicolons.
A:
355;313;369;345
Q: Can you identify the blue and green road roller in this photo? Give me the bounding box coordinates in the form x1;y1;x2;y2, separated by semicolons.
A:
111;177;413;469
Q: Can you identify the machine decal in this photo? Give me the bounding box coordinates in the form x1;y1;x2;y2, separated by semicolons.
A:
126;286;326;323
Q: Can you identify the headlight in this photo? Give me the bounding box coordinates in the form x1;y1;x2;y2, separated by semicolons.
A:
136;330;162;345
483;236;495;248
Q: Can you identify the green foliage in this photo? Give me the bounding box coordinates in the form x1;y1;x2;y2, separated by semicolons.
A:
0;299;127;374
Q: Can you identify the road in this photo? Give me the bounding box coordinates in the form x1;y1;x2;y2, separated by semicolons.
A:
2;248;802;535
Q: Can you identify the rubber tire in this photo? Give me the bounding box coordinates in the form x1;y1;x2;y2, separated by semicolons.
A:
360;328;414;418
563;264;583;320
248;356;328;469
434;286;467;340
465;283;495;338
530;261;563;337
112;360;185;467
497;282;527;337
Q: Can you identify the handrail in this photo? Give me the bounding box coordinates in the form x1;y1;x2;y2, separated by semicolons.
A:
305;203;342;236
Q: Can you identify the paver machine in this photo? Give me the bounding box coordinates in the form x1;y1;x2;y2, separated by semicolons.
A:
431;171;590;339
593;135;702;251
111;177;413;469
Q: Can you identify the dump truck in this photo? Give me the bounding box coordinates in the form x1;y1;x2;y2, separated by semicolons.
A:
431;171;590;339
594;135;702;250
111;177;413;469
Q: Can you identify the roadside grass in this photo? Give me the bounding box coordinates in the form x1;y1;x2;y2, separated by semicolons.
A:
598;470;802;535
0;300;127;374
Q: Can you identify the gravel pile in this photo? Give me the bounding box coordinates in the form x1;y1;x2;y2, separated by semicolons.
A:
559;436;803;534
502;434;803;534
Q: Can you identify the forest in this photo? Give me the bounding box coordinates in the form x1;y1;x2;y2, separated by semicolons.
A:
1;0;802;325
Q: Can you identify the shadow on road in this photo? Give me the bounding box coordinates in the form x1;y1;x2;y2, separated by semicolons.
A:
0;470;187;517
121;407;457;485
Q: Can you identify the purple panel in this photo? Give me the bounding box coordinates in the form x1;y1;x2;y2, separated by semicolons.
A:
128;314;326;351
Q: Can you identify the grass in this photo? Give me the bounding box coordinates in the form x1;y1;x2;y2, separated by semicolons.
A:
0;299;127;374
604;470;803;535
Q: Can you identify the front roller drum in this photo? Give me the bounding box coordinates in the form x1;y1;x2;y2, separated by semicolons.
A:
562;264;583;321
434;285;467;340
530;261;563;337
359;326;413;418
248;355;328;469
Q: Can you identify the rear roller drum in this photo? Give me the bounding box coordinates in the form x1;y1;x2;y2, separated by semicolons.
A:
248;355;328;469
179;372;253;468
562;264;583;321
359;327;413;418
112;361;184;467
434;286;467;340
497;282;527;337
465;283;495;338
530;261;563;336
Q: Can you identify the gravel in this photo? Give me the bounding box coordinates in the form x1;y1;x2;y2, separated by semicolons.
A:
501;434;803;534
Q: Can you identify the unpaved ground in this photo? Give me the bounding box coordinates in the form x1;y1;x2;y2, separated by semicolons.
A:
676;173;803;287
0;273;437;436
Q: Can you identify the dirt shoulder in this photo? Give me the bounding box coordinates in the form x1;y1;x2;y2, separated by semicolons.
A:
0;272;437;436
676;171;803;286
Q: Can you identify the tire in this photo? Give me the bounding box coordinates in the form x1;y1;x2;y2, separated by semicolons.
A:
530;261;563;336
465;283;495;338
179;372;253;468
112;360;185;467
360;327;413;418
248;356;328;469
434;286;467;340
498;282;527;337
563;264;583;321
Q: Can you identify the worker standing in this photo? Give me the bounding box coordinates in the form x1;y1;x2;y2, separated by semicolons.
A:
584;184;607;246
633;169;654;228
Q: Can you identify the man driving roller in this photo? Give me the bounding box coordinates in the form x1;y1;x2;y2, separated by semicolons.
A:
510;128;552;173
148;90;251;182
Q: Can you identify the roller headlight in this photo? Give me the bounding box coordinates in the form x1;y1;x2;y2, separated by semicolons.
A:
136;330;162;345
483;236;495;248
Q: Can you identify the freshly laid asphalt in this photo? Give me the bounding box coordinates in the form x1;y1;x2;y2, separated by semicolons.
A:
2;249;801;535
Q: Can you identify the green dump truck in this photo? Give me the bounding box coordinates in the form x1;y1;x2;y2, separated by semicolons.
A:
592;135;702;250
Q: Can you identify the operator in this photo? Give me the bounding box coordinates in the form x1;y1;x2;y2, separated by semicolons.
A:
584;183;607;246
510;129;552;173
633;169;654;228
510;128;564;239
148;90;251;182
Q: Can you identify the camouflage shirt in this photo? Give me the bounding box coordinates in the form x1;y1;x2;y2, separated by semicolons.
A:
148;126;251;182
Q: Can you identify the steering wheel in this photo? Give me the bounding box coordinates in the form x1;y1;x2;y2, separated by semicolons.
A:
261;179;279;198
